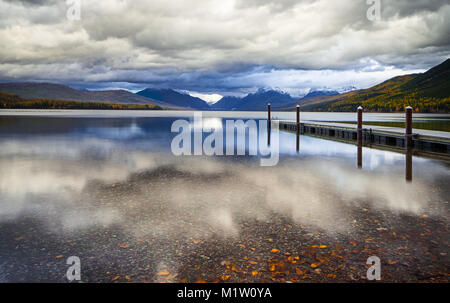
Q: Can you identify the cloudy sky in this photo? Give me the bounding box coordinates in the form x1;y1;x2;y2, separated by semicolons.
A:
0;0;449;99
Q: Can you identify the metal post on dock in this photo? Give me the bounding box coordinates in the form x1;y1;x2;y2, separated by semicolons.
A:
357;106;363;145
406;106;413;148
404;106;414;181
356;106;363;169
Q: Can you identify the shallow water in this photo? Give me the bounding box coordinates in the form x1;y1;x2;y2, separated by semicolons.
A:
0;110;448;282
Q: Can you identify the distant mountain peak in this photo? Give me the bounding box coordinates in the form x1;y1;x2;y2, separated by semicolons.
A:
337;86;358;93
211;88;295;110
304;89;339;98
254;87;290;95
136;87;210;110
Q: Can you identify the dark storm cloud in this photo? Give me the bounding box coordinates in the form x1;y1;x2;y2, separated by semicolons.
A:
383;0;448;17
3;0;56;6
0;0;449;94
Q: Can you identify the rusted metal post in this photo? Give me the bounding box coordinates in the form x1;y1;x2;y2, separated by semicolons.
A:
405;106;413;181
267;103;271;146
406;106;413;148
357;106;363;145
356;106;363;168
357;106;363;130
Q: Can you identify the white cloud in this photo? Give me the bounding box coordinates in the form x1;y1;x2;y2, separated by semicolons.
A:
0;0;448;93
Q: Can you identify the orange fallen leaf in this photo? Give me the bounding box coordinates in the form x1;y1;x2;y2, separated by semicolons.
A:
269;264;276;272
271;249;279;253
249;261;258;265
243;256;248;260
56;255;63;259
311;263;320;268
388;260;398;265
196;278;207;283
239;244;246;248
192;239;201;244
295;268;304;275
268;238;273;242
319;245;327;248
365;238;373;242
327;274;337;279
120;244;129;248
111;275;120;281
252;271;259;276
335;244;344;250
15;237;23;241
125;275;131;280
158;270;170;276
221;275;230;281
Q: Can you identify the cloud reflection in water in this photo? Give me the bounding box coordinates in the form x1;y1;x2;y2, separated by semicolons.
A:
0;136;447;242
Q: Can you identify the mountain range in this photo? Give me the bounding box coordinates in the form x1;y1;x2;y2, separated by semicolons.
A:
0;59;448;112
211;88;298;111
0;83;177;109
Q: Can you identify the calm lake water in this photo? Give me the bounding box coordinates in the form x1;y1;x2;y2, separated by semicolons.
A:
0;110;449;282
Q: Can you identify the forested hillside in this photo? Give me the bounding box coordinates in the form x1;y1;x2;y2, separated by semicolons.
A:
0;92;162;110
299;59;450;112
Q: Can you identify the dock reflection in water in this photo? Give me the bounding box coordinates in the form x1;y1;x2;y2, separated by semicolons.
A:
290;128;415;182
406;148;413;182
357;145;362;169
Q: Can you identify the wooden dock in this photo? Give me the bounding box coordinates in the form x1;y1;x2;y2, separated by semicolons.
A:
277;120;450;159
270;105;450;160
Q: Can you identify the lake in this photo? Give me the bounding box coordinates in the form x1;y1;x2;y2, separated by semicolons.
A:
0;110;448;282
